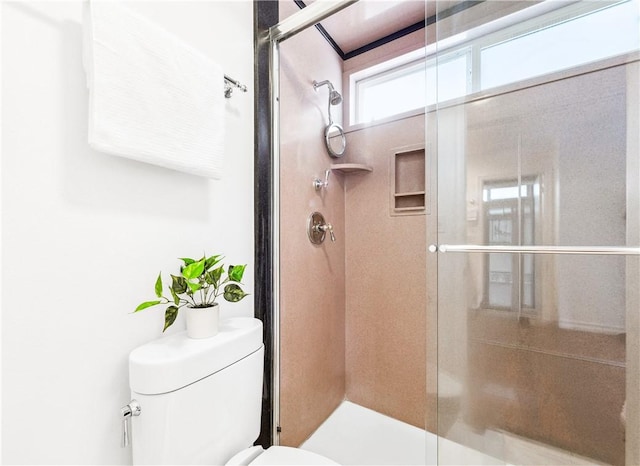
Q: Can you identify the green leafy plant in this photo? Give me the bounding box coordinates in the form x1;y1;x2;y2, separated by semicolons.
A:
134;254;248;332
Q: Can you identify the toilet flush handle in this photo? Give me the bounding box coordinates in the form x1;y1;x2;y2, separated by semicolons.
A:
120;400;141;448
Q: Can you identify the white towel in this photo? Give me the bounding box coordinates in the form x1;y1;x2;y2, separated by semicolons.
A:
83;1;225;179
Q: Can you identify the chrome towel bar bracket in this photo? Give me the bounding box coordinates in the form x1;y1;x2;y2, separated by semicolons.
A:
224;75;248;98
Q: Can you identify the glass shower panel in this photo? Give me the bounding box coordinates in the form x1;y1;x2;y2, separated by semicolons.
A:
433;1;639;465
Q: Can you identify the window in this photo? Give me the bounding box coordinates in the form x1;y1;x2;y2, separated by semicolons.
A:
352;49;471;125
480;0;640;90
355;59;426;124
349;0;639;125
426;49;471;106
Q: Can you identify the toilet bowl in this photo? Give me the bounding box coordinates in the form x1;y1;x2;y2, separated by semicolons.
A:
127;317;338;465
227;445;338;465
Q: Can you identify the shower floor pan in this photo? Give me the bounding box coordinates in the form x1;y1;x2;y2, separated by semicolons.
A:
300;401;602;465
300;401;501;465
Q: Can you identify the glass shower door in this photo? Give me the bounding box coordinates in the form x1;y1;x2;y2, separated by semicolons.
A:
431;1;640;464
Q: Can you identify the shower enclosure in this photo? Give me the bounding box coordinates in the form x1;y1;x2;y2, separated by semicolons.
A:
256;1;640;464
430;2;639;464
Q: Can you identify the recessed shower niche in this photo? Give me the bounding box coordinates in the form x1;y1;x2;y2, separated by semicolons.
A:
390;145;426;216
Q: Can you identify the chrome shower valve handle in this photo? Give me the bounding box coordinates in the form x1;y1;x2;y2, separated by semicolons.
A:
313;169;331;191
317;222;336;242
307;212;336;244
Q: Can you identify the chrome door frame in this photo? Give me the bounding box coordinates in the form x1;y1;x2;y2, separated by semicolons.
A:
266;0;359;444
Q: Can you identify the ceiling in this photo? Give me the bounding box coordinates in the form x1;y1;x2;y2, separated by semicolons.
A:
314;0;426;54
287;1;468;57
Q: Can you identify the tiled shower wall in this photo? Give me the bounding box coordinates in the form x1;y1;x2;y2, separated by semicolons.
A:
342;115;427;429
278;2;346;447
278;2;429;444
278;20;428;446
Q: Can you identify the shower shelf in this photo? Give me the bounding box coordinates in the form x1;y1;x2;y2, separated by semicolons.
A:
394;191;425;197
330;163;373;174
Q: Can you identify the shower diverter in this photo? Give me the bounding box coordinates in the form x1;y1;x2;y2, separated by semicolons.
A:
307;212;335;244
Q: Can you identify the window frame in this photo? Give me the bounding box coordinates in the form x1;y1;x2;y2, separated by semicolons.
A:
346;0;638;128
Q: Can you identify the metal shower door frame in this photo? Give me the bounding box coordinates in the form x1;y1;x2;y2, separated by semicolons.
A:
266;0;359;445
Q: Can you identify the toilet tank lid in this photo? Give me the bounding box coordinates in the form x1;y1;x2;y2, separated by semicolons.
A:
129;317;263;395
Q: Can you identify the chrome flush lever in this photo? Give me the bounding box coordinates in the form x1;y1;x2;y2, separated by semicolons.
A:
121;400;141;448
313;169;331;191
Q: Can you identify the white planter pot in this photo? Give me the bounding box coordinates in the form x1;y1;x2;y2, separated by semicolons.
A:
185;304;219;339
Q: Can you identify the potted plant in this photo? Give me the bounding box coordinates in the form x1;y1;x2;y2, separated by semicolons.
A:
134;254;248;338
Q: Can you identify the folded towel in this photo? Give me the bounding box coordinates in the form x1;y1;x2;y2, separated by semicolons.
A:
83;1;225;179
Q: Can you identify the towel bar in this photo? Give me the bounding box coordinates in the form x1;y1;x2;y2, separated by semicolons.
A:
429;244;640;255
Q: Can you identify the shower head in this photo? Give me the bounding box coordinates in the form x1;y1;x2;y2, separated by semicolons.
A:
313;80;343;106
329;89;343;105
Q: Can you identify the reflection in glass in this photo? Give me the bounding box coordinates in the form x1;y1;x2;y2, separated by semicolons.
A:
434;2;638;464
482;178;539;311
481;0;640;90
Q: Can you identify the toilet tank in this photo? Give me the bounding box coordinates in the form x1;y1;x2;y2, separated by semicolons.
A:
128;317;264;465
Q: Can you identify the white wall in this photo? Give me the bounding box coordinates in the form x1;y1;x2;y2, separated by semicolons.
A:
1;1;254;464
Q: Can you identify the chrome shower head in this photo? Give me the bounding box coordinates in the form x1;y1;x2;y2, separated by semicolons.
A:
313;80;342;106
329;89;343;105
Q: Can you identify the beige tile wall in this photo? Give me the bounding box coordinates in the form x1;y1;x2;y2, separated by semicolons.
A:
279;34;429;441
342;115;427;429
278;2;347;447
278;1;429;445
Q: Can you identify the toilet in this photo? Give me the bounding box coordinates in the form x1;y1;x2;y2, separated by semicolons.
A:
128;317;338;465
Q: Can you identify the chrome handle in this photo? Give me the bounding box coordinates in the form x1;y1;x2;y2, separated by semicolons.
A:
121;400;141;448
429;244;640;255
307;212;336;244
313;169;331;191
317;223;336;242
122;410;130;448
